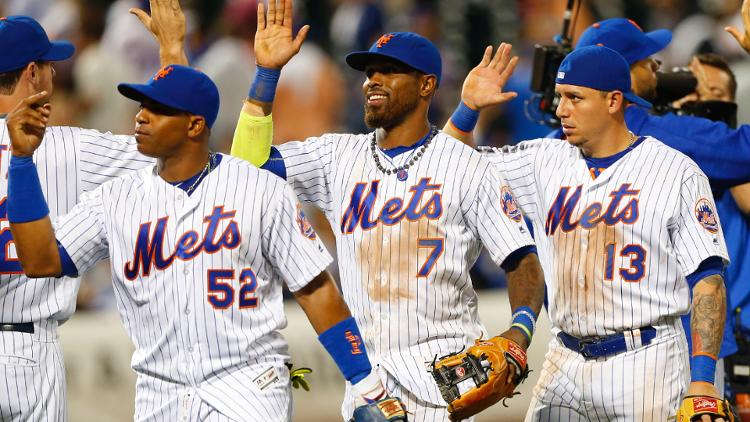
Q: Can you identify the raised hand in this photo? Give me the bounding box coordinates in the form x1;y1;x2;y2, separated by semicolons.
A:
255;0;310;69
460;43;520;110
725;0;750;54
130;0;188;65
6;91;52;157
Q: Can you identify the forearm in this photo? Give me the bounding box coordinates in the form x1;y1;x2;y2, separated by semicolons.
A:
230;66;281;167
505;252;545;316
503;252;545;348
691;274;726;359
7;155;61;277
9;219;61;278
159;44;188;67
293;271;352;334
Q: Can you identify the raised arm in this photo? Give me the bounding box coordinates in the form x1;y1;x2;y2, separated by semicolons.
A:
231;0;309;167
5;91;61;277
130;0;189;66
442;43;519;146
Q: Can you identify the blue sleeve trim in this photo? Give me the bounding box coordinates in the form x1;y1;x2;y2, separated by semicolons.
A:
261;146;287;180
57;241;79;278
318;317;372;384
686;256;725;289
501;245;537;271
8;155;49;223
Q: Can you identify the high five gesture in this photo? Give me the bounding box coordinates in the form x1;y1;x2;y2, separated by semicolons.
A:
255;0;309;69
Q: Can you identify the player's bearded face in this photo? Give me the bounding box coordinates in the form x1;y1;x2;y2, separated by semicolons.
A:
362;61;422;130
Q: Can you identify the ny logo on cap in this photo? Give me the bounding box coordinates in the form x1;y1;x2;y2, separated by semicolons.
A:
153;66;174;81
376;33;394;48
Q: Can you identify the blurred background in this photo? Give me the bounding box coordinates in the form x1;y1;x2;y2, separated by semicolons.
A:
3;0;748;420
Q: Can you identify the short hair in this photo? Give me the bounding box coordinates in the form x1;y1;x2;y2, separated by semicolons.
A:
0;61;45;95
695;53;737;100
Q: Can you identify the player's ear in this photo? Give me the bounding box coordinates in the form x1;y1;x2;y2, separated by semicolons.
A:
420;74;437;98
607;91;626;115
186;115;207;138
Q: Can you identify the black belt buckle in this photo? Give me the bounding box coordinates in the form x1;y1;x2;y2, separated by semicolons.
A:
577;337;599;359
0;323;34;334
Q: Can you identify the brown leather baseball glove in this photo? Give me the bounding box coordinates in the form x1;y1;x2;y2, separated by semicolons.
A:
429;336;529;421
677;396;736;422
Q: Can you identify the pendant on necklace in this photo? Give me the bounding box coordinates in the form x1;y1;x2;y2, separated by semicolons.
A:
396;169;408;181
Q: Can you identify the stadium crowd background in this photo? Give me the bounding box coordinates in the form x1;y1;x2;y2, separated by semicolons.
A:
3;1;750;420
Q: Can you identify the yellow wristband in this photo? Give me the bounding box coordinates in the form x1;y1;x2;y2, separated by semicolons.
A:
231;111;273;167
511;323;533;342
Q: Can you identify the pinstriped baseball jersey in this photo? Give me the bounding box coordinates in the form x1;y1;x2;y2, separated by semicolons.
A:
480;136;728;338
54;155;332;421
274;130;534;405
0;119;152;421
0;120;153;327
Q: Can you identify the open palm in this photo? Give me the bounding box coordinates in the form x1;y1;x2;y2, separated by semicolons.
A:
461;43;519;110
255;0;309;69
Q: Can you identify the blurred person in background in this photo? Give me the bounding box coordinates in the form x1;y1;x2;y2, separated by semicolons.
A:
187;0;256;151
73;0;140;134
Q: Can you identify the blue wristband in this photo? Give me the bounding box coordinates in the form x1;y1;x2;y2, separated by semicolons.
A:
690;354;717;384
318;317;372;384
248;65;281;103
8;155;49;223
511;306;537;343
449;101;480;133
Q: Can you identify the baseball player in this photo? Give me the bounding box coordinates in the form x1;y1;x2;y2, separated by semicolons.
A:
6;65;405;422
230;1;547;420
450;45;731;421
0;4;187;420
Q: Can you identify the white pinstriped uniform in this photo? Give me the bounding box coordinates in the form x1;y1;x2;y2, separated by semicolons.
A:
274;131;534;421
481;137;728;421
54;155;332;422
0;118;152;422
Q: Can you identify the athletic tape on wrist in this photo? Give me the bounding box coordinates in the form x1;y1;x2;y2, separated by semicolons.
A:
8;155;49;223
449;101;479;133
318;317;372;384
690;354;717;384
248;65;281;103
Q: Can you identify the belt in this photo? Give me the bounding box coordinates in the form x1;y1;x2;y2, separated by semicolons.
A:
0;323;34;334
558;326;656;359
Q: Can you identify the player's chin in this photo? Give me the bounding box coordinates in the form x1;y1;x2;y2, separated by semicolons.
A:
134;142;159;158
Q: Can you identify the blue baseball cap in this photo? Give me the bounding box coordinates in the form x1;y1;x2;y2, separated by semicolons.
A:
118;65;220;128
556;45;652;109
576;18;672;65
345;32;442;85
0;16;75;73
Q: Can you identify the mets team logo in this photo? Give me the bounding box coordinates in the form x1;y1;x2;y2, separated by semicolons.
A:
695;198;719;233
153;65;174;81
296;204;317;240
501;186;522;222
